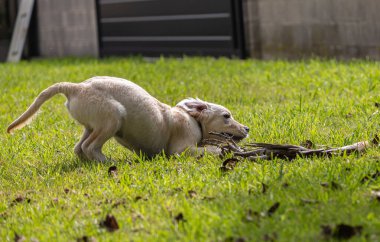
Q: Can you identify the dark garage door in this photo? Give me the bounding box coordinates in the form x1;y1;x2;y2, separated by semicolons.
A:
0;0;17;62
97;0;245;58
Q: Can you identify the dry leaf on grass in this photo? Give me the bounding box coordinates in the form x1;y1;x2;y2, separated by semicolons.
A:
108;166;118;177
11;195;31;206
267;202;280;216
187;190;197;198
100;214;119;232
174;213;186;223
321;223;363;239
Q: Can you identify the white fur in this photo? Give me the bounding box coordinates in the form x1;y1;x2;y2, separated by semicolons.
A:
7;76;249;162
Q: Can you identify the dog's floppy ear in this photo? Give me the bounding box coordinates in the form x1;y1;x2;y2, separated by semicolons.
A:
176;98;208;119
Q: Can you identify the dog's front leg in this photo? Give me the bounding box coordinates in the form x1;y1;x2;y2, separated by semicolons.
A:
186;146;222;157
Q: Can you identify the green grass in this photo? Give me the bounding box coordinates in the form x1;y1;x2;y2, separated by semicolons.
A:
0;57;380;241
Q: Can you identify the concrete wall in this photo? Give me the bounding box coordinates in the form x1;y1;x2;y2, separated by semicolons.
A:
36;0;98;57
34;0;380;60
243;0;380;60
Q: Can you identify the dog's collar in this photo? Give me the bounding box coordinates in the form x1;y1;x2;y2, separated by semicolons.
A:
175;106;204;142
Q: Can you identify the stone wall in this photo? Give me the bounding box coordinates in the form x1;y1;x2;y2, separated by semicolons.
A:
36;0;98;57
243;0;380;60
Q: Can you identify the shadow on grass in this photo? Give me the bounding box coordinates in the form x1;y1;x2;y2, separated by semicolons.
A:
48;154;152;175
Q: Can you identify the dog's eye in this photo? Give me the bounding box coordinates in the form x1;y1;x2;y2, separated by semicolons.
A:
223;113;231;119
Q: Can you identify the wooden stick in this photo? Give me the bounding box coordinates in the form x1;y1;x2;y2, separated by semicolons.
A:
201;132;379;161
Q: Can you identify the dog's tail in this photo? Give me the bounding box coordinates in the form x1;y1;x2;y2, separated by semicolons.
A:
7;82;79;134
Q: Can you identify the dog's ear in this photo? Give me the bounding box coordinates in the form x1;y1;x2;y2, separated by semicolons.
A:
176;98;208;119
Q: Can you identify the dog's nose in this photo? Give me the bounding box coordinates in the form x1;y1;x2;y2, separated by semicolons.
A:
244;126;250;133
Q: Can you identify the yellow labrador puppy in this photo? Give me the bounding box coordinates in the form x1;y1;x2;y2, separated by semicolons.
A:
7;76;249;161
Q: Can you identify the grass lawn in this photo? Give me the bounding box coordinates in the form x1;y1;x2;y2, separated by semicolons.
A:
0;57;380;241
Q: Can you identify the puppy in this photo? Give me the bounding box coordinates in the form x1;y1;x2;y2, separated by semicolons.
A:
7;76;249;161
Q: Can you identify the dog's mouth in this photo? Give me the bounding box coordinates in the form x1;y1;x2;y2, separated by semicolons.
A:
220;132;246;142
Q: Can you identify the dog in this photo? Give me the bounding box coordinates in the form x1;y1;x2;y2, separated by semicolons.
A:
7;76;249;161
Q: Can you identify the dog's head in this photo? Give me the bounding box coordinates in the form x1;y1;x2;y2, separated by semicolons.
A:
176;98;249;142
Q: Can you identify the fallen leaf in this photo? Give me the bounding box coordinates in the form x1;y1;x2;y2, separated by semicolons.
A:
11;195;30;206
220;158;239;172
100;214;119;232
330;181;341;190
14;196;26;203
223;158;239;168
108;166;118;177
262;183;268;194
224;237;246;242
345;113;353;119
267;202;280;216
76;236;97;242
372;135;380;145
196;153;204;160
174;213;186;223
301;140;314;149
187;190;197;198
134;196;148;202
320;182;329;188
112;199;127;208
14;233;26;242
333;223;362;239
320;225;333;237
282;182;290;188
263;233;277;241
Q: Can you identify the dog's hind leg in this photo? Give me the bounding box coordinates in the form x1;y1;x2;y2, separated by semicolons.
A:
80;120;121;162
74;128;92;159
67;93;126;162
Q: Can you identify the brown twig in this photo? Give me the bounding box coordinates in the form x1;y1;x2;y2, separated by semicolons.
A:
208;131;244;152
202;132;379;161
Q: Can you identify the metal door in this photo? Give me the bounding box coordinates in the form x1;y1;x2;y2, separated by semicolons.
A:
97;0;245;58
0;0;17;61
